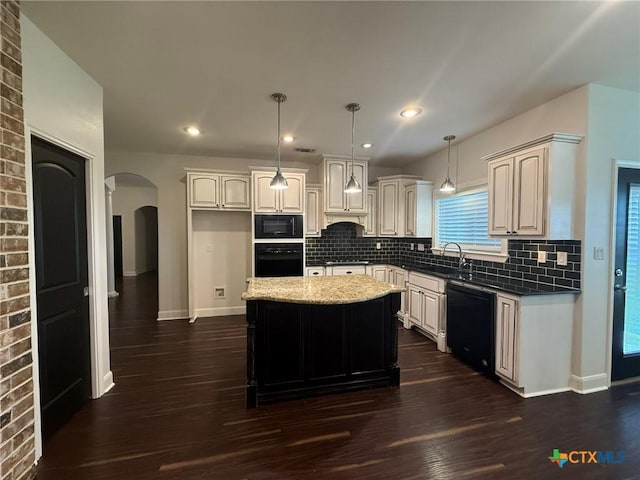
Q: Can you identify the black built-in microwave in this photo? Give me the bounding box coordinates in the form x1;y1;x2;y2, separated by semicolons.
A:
254;214;303;239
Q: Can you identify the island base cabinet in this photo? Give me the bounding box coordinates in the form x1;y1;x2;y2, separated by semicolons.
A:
246;294;400;407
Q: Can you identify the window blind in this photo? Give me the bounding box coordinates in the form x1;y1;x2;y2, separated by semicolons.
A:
435;190;501;250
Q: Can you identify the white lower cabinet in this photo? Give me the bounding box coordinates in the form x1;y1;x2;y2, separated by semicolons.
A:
406;272;445;340
495;294;518;383
326;265;366;276
493;292;575;397
370;265;388;282
305;267;325;277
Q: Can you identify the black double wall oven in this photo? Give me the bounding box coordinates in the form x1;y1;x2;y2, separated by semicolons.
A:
254;214;304;277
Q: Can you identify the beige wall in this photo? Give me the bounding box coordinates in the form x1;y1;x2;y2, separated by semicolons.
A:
575;84;640;389
22;13;110;460
111;181;158;276
405;83;640;391
105;151;400;319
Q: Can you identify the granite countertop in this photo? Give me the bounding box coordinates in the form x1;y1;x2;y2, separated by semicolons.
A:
399;263;581;296
242;274;405;304
306;261;581;296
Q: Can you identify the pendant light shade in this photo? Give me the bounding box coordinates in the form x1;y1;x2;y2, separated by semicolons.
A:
344;103;362;194
269;93;288;190
440;134;456;193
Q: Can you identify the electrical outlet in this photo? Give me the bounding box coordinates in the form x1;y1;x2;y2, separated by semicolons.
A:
537;250;547;263
557;251;568;266
410;243;415;251
417;244;425;252
214;287;225;298
376;242;381;250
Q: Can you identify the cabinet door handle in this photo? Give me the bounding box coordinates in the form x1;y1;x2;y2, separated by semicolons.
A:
511;231;517;235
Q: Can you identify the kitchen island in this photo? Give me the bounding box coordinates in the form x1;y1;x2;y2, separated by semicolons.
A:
242;275;404;407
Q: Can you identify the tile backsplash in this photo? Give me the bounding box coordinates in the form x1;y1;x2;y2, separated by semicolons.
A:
306;222;581;290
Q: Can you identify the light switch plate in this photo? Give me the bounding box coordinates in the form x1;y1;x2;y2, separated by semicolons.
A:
376;242;381;250
557;251;568;266
537;250;547;263
594;246;604;260
410;243;415;251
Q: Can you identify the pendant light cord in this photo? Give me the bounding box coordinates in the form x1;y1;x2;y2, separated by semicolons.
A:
351;108;355;176
446;136;451;178
277;99;281;172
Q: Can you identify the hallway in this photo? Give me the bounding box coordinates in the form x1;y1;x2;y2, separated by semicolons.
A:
35;272;640;479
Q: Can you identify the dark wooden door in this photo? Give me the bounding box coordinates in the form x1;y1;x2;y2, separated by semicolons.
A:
612;167;640;381
32;136;91;440
113;215;123;278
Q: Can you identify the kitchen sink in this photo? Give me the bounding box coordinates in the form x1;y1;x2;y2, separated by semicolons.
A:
422;265;458;275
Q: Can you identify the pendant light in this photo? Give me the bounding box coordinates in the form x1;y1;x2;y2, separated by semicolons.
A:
440;135;456;193
269;93;288;190
344;102;362;194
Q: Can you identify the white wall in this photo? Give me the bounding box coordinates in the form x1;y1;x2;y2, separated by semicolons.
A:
105;153;304;318
404;86;589;185
405;83;640;391
192;211;251;316
22;15;110;460
105;152;400;319
574;84;640;390
111;182;158;275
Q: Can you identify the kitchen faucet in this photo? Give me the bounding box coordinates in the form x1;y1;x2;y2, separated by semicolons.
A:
440;242;467;269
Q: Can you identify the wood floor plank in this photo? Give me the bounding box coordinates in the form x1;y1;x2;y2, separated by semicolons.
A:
34;272;640;480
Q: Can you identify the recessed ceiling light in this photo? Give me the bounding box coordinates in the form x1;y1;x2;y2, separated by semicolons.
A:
281;134;295;143
184;126;200;136
400;108;422;119
361;143;373;149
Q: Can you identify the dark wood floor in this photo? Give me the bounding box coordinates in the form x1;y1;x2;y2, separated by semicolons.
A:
36;272;640;479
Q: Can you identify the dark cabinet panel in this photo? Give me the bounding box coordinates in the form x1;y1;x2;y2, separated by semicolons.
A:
351;299;387;374
259;302;305;387
307;305;348;381
247;294;400;406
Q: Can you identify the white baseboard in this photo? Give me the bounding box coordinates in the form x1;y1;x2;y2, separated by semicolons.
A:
157;309;189;321
100;371;115;397
569;373;609;394
195;306;246;318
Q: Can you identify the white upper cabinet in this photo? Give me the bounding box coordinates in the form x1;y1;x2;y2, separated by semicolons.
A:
404;181;433;237
252;170;305;213
378;180;399;236
363;187;377;237
188;171;250;210
305;185;323;237
377;175;424;237
220;175;251;209
322;157;368;214
485;133;582;239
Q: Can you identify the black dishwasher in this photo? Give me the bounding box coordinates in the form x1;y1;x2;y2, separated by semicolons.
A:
446;283;496;375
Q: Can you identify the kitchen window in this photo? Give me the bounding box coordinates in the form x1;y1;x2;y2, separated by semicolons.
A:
433;187;508;261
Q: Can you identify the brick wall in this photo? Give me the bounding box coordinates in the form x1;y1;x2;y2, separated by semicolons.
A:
1;2;37;479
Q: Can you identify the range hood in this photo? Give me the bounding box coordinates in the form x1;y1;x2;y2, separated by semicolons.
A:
324;215;366;235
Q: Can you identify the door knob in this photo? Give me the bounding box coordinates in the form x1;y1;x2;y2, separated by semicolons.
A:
614;284;627;292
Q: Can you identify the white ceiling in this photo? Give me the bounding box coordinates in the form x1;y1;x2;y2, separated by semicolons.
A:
22;1;640;166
